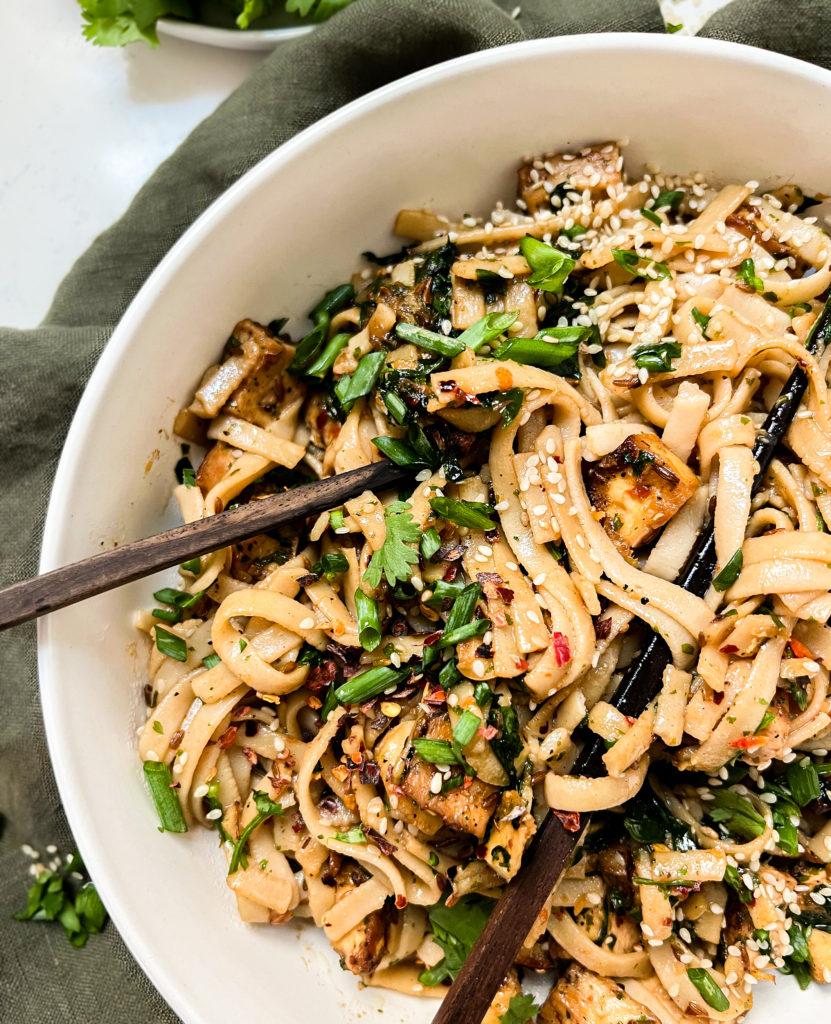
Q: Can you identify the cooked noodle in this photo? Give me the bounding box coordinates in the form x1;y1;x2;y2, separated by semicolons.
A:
137;142;831;1017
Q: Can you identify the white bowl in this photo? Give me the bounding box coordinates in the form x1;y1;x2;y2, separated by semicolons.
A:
157;17;312;50
39;33;831;1024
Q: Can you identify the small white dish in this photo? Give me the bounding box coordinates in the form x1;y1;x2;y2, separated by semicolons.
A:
38;32;831;1024
157;17;312;50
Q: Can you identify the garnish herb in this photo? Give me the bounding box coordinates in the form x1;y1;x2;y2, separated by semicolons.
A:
334;826;367;845
692;307;710;334
713;549;743;592
364;501;421;588
429;496;497;531
424;579;467;607
787;757;821;807
420;527;441;561
457;311;518;352
180;557;201;575
612;248;672;280
623;788;695;850
354;588;382;652
412;738;462;765
418;895;494;986
707;789;766;840
228;790;284;874
334;665;409;705
371;436;429;468
633;340;681;374
154;626;188;663
499;993;540;1024
439;618;490;648
202;653;221;669
687;968;730;1012
334;350;386;412
424;583;482;670
143;760;188;833
519;236;576;293
305;332;350;378
14;850;107;949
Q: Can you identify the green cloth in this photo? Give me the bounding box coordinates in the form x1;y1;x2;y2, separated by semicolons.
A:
1;0;830;1019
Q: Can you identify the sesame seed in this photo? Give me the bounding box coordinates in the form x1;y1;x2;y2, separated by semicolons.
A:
429;772;443;795
206;808;222;821
299;617;315;630
193;784;209;799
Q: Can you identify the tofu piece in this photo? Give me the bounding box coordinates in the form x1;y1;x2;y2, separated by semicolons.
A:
586;433;698;549
329;869;388;976
400;717;499;840
483;790;537;881
482;971;523;1024
540;965;658;1024
517;143;622;215
809;928;831;983
195;441;234;494
225;347;292;428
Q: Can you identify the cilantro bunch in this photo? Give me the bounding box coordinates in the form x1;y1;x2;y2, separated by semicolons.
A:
78;0;354;47
15;850;108;948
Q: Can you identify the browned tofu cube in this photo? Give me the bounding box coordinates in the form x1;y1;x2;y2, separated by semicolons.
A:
328;867;388;976
540;965;657;1024
195;441;234;495
517;143;622;215
586;433;698;550
401;718;499;839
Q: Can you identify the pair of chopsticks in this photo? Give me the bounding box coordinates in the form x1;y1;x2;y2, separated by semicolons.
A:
2;300;828;1024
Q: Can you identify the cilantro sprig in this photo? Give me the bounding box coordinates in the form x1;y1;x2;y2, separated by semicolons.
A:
14;850;107;948
363;501;421;588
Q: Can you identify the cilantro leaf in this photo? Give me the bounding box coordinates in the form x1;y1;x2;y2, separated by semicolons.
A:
500;994;540;1024
418;895;494;986
236;0;277;29
14;849;108;948
78;0;192;47
286;0;353;20
363;501;421;588
519;236;575;293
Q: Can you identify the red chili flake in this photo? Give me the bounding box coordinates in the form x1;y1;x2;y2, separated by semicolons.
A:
595;617;612;640
789;637;815;660
395;894;408;910
365;828;397;856
730;735;765;751
438;380;458;392
307;695;322;710
496;586;514;605
168;729;184;751
624;715;636;726
484;528;499;543
552;632;571;667
291;811;305;834
720;644;739;655
479;725;498;741
515;657;529;672
713;691;725;705
463;776;473;789
308;659;338;691
423;630;442;648
552;809;581;832
669;882;702;898
443;563;461;582
242;746;258;766
218;725;238;750
476;572;503;585
424;687;447;705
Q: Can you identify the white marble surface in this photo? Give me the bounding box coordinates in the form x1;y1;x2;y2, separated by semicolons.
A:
1;0;727;328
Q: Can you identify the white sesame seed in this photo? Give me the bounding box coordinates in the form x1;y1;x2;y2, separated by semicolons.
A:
430;772;443;795
193;784;209;799
299;617;315;630
206;808;222;821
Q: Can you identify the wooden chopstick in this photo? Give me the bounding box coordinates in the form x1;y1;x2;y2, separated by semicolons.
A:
0;460;412;631
431;298;831;1024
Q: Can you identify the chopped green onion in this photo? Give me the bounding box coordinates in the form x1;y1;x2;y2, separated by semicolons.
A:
320;685;338;722
713;549;743;592
738;258;764;293
439;618;490;648
394;322;465;358
334;826;367;844
420;528;441;561
641;207;662;226
228;791;284;874
612;248;671;280
143;761;188;833
383;390;409;424
686;968;729;1012
335;666;409;705
372;436;426;467
666;21;683;32
424;579;467;607
692;307;710;334
452;709;481;747
154;626;188;663
707;789;765;839
329;509;345;531
305;332;350;378
474;681;493;708
355;588;382;652
335;351;386;412
651;189;684;213
439;659;462;689
180;557;201;575
202;653;221;670
411;738;461;765
424;583;482;670
311;552;349;581
151;607;180;624
787;758;821;807
457;311;518;352
633;340;681;375
429;496;496;531
290;283;355;372
519;235;575;293
493;335;579;374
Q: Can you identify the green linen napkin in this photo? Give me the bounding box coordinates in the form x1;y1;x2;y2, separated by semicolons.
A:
1;0;830;1019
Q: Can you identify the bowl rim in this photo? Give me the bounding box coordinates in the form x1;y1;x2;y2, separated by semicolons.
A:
157;17;314;50
37;32;831;1024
